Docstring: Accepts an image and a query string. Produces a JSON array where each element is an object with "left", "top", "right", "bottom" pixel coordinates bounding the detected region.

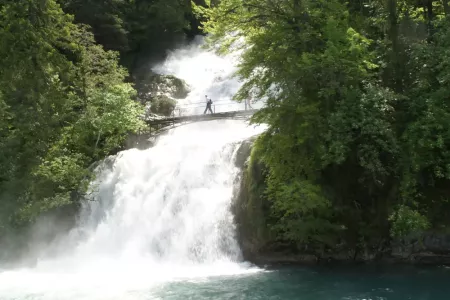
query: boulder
[
  {"left": 134, "top": 72, "right": 190, "bottom": 103},
  {"left": 133, "top": 72, "right": 190, "bottom": 118},
  {"left": 149, "top": 95, "right": 177, "bottom": 117}
]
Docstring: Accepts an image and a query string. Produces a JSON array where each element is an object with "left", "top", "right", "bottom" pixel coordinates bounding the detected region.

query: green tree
[
  {"left": 59, "top": 0, "right": 192, "bottom": 54},
  {"left": 0, "top": 0, "right": 144, "bottom": 228},
  {"left": 205, "top": 0, "right": 450, "bottom": 253},
  {"left": 205, "top": 0, "right": 379, "bottom": 247}
]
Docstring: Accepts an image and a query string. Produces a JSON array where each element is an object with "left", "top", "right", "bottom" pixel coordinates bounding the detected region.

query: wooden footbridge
[
  {"left": 147, "top": 109, "right": 258, "bottom": 127},
  {"left": 145, "top": 101, "right": 259, "bottom": 127}
]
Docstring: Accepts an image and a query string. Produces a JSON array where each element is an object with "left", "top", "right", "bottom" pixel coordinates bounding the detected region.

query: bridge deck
[{"left": 147, "top": 109, "right": 258, "bottom": 126}]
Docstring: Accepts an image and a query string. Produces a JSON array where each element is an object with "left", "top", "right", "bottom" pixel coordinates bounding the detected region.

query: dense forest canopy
[
  {"left": 0, "top": 0, "right": 205, "bottom": 237},
  {"left": 58, "top": 0, "right": 196, "bottom": 68},
  {"left": 204, "top": 0, "right": 450, "bottom": 252},
  {"left": 0, "top": 0, "right": 147, "bottom": 231}
]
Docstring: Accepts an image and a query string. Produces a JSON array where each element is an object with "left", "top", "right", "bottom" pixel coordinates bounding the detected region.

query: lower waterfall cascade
[
  {"left": 0, "top": 120, "right": 266, "bottom": 299},
  {"left": 0, "top": 36, "right": 267, "bottom": 299}
]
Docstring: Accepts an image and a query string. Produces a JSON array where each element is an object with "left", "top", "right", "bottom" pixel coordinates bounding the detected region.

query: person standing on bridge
[
  {"left": 245, "top": 97, "right": 253, "bottom": 110},
  {"left": 245, "top": 90, "right": 254, "bottom": 110},
  {"left": 204, "top": 95, "right": 213, "bottom": 114}
]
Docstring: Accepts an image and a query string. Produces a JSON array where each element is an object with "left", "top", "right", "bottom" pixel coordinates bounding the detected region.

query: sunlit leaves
[
  {"left": 389, "top": 205, "right": 430, "bottom": 238},
  {"left": 268, "top": 178, "right": 339, "bottom": 245},
  {"left": 0, "top": 0, "right": 144, "bottom": 226},
  {"left": 205, "top": 0, "right": 379, "bottom": 245},
  {"left": 205, "top": 0, "right": 450, "bottom": 247}
]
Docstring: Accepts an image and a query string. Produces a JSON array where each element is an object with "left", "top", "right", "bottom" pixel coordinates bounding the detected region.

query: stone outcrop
[
  {"left": 389, "top": 233, "right": 450, "bottom": 264},
  {"left": 149, "top": 95, "right": 177, "bottom": 117},
  {"left": 133, "top": 71, "right": 190, "bottom": 118},
  {"left": 233, "top": 137, "right": 273, "bottom": 263}
]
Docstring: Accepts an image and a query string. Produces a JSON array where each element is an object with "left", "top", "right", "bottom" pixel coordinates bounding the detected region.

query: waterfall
[
  {"left": 0, "top": 37, "right": 266, "bottom": 299},
  {"left": 152, "top": 36, "right": 263, "bottom": 114}
]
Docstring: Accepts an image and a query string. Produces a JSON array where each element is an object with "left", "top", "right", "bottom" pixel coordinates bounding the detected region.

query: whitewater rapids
[
  {"left": 0, "top": 120, "right": 265, "bottom": 300},
  {"left": 0, "top": 36, "right": 267, "bottom": 300}
]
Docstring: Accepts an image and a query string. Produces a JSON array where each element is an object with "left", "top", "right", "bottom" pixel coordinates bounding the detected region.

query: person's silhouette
[{"left": 204, "top": 95, "right": 213, "bottom": 114}]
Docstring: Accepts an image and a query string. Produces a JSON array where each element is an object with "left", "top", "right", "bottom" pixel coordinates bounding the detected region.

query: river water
[
  {"left": 150, "top": 265, "right": 450, "bottom": 300},
  {"left": 2, "top": 263, "right": 449, "bottom": 299},
  {"left": 0, "top": 37, "right": 448, "bottom": 299}
]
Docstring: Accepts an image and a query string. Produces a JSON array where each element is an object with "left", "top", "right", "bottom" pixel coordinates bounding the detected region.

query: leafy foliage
[
  {"left": 389, "top": 205, "right": 430, "bottom": 238},
  {"left": 205, "top": 0, "right": 450, "bottom": 252},
  {"left": 58, "top": 0, "right": 194, "bottom": 54},
  {"left": 0, "top": 0, "right": 144, "bottom": 229}
]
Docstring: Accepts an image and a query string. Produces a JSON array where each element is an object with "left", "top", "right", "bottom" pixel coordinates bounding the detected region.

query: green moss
[
  {"left": 233, "top": 143, "right": 274, "bottom": 256},
  {"left": 245, "top": 148, "right": 270, "bottom": 243},
  {"left": 162, "top": 75, "right": 190, "bottom": 99},
  {"left": 150, "top": 95, "right": 177, "bottom": 116}
]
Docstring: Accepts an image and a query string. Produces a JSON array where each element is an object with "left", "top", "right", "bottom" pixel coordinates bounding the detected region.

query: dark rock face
[
  {"left": 390, "top": 233, "right": 450, "bottom": 264},
  {"left": 423, "top": 233, "right": 450, "bottom": 253},
  {"left": 133, "top": 71, "right": 190, "bottom": 117},
  {"left": 232, "top": 138, "right": 450, "bottom": 266},
  {"left": 233, "top": 137, "right": 272, "bottom": 263},
  {"left": 234, "top": 137, "right": 256, "bottom": 168},
  {"left": 149, "top": 95, "right": 177, "bottom": 117},
  {"left": 135, "top": 72, "right": 190, "bottom": 102}
]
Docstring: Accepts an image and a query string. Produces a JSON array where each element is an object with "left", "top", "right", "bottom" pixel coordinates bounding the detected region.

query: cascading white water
[
  {"left": 152, "top": 36, "right": 263, "bottom": 114},
  {"left": 0, "top": 37, "right": 266, "bottom": 299}
]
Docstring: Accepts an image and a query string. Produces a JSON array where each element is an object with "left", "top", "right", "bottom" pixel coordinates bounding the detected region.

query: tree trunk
[
  {"left": 426, "top": 0, "right": 434, "bottom": 37},
  {"left": 386, "top": 0, "right": 402, "bottom": 92},
  {"left": 443, "top": 0, "right": 450, "bottom": 15},
  {"left": 94, "top": 130, "right": 101, "bottom": 153}
]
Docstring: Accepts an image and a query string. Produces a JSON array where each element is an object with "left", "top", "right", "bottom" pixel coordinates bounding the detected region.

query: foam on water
[
  {"left": 152, "top": 36, "right": 262, "bottom": 114},
  {"left": 0, "top": 37, "right": 266, "bottom": 299}
]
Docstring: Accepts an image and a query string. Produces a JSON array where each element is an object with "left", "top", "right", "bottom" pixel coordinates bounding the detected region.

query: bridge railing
[
  {"left": 145, "top": 100, "right": 258, "bottom": 130},
  {"left": 170, "top": 100, "right": 254, "bottom": 118}
]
